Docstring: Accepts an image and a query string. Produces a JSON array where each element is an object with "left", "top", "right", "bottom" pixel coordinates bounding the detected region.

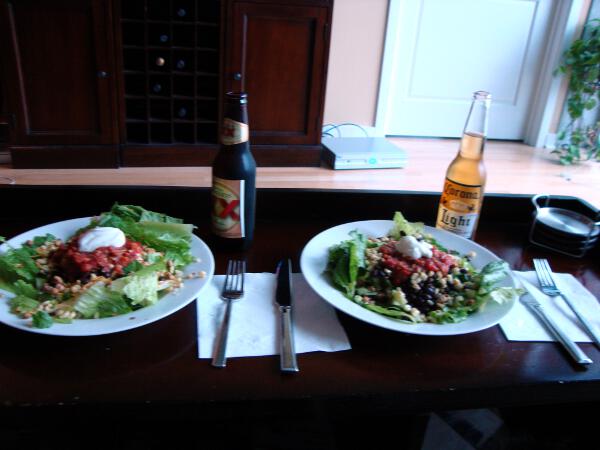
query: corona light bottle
[
  {"left": 211, "top": 92, "right": 256, "bottom": 250},
  {"left": 436, "top": 91, "right": 491, "bottom": 239}
]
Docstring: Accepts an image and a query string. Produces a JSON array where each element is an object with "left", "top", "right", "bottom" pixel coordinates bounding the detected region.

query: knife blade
[
  {"left": 519, "top": 277, "right": 592, "bottom": 366},
  {"left": 276, "top": 258, "right": 299, "bottom": 372}
]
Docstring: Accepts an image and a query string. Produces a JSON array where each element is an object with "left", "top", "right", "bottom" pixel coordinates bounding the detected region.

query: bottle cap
[{"left": 473, "top": 91, "right": 491, "bottom": 100}]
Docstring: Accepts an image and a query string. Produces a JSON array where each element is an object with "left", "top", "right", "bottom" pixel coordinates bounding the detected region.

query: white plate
[
  {"left": 300, "top": 220, "right": 517, "bottom": 335},
  {"left": 0, "top": 217, "right": 215, "bottom": 336}
]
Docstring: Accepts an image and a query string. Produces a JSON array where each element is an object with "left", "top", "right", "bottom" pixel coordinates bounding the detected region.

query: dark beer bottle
[{"left": 210, "top": 92, "right": 256, "bottom": 250}]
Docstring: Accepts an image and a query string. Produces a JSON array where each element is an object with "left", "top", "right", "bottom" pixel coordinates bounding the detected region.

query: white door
[{"left": 377, "top": 0, "right": 556, "bottom": 139}]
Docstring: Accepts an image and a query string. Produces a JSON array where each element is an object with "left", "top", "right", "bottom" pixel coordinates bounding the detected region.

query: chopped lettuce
[
  {"left": 326, "top": 230, "right": 367, "bottom": 298},
  {"left": 94, "top": 206, "right": 195, "bottom": 269},
  {"left": 0, "top": 233, "right": 56, "bottom": 285},
  {"left": 13, "top": 280, "right": 39, "bottom": 298},
  {"left": 0, "top": 246, "right": 41, "bottom": 283},
  {"left": 110, "top": 262, "right": 166, "bottom": 307},
  {"left": 74, "top": 283, "right": 132, "bottom": 319},
  {"left": 107, "top": 204, "right": 184, "bottom": 224},
  {"left": 9, "top": 295, "right": 39, "bottom": 315},
  {"left": 389, "top": 211, "right": 424, "bottom": 239},
  {"left": 32, "top": 311, "right": 53, "bottom": 329}
]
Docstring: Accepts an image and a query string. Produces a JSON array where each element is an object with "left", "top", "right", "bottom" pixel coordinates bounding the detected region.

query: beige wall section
[{"left": 323, "top": 0, "right": 388, "bottom": 127}]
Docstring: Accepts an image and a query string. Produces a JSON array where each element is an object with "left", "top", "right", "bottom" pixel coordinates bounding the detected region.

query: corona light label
[{"left": 436, "top": 179, "right": 483, "bottom": 239}]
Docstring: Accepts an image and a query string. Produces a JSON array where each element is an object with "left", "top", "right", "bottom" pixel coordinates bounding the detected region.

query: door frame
[{"left": 375, "top": 0, "right": 586, "bottom": 147}]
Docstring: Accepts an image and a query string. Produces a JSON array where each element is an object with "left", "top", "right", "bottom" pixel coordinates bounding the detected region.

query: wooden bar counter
[{"left": 1, "top": 138, "right": 599, "bottom": 208}]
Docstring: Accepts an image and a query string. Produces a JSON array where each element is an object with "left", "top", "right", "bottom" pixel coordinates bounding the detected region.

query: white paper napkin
[
  {"left": 499, "top": 271, "right": 600, "bottom": 342},
  {"left": 196, "top": 273, "right": 351, "bottom": 358}
]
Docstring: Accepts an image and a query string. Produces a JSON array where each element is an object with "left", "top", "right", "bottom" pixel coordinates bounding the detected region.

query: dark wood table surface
[{"left": 0, "top": 186, "right": 599, "bottom": 430}]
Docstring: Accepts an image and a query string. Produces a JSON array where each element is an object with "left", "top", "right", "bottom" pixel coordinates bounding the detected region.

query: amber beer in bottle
[
  {"left": 436, "top": 91, "right": 491, "bottom": 239},
  {"left": 211, "top": 92, "right": 256, "bottom": 250}
]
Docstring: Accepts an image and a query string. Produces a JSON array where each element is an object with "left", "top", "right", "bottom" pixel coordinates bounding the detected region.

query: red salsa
[
  {"left": 379, "top": 242, "right": 456, "bottom": 286},
  {"left": 50, "top": 237, "right": 144, "bottom": 281}
]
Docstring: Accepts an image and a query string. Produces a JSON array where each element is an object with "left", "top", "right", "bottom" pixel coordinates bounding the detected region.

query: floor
[{"left": 1, "top": 403, "right": 596, "bottom": 449}]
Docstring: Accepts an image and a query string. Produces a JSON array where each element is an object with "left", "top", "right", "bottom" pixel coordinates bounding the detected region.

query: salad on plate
[
  {"left": 326, "top": 212, "right": 520, "bottom": 324},
  {"left": 0, "top": 204, "right": 204, "bottom": 329}
]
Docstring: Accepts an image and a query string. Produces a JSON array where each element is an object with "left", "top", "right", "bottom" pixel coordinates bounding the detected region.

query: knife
[
  {"left": 520, "top": 277, "right": 592, "bottom": 366},
  {"left": 275, "top": 258, "right": 299, "bottom": 372}
]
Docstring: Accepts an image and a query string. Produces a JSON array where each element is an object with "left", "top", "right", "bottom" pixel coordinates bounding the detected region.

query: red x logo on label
[{"left": 217, "top": 198, "right": 240, "bottom": 220}]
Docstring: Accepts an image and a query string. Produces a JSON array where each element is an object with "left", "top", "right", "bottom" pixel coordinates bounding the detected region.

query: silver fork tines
[
  {"left": 212, "top": 259, "right": 246, "bottom": 368},
  {"left": 533, "top": 258, "right": 600, "bottom": 347},
  {"left": 222, "top": 260, "right": 245, "bottom": 299}
]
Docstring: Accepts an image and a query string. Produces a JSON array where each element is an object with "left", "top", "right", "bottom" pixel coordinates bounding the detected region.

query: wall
[{"left": 322, "top": 0, "right": 388, "bottom": 129}]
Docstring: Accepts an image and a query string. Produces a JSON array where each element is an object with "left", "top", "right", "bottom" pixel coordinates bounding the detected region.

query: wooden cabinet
[
  {"left": 224, "top": 0, "right": 331, "bottom": 165},
  {"left": 0, "top": 0, "right": 333, "bottom": 168},
  {"left": 0, "top": 0, "right": 119, "bottom": 168}
]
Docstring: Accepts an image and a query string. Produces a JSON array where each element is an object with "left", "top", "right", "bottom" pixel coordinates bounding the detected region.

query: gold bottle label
[
  {"left": 436, "top": 179, "right": 483, "bottom": 239},
  {"left": 221, "top": 118, "right": 249, "bottom": 145},
  {"left": 211, "top": 177, "right": 245, "bottom": 238}
]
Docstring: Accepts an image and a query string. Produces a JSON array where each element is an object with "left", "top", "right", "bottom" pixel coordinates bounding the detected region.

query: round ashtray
[
  {"left": 529, "top": 194, "right": 599, "bottom": 257},
  {"left": 534, "top": 217, "right": 599, "bottom": 244},
  {"left": 535, "top": 207, "right": 599, "bottom": 239},
  {"left": 532, "top": 226, "right": 597, "bottom": 253}
]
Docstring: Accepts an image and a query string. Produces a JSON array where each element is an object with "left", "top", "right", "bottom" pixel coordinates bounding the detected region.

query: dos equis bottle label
[
  {"left": 221, "top": 118, "right": 249, "bottom": 146},
  {"left": 436, "top": 179, "right": 483, "bottom": 238},
  {"left": 211, "top": 177, "right": 245, "bottom": 238}
]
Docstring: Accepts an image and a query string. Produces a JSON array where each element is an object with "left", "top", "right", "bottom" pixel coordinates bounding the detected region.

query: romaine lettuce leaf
[
  {"left": 9, "top": 295, "right": 39, "bottom": 315},
  {"left": 326, "top": 230, "right": 367, "bottom": 298},
  {"left": 110, "top": 262, "right": 165, "bottom": 307},
  {"left": 12, "top": 280, "right": 39, "bottom": 298},
  {"left": 32, "top": 311, "right": 53, "bottom": 328},
  {"left": 0, "top": 233, "right": 56, "bottom": 284},
  {"left": 94, "top": 214, "right": 194, "bottom": 268},
  {"left": 108, "top": 204, "right": 184, "bottom": 224},
  {"left": 389, "top": 211, "right": 424, "bottom": 239},
  {"left": 74, "top": 283, "right": 132, "bottom": 319}
]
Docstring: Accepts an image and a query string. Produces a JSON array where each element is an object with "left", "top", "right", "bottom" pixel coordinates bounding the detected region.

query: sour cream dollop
[
  {"left": 78, "top": 227, "right": 126, "bottom": 252},
  {"left": 394, "top": 235, "right": 433, "bottom": 259}
]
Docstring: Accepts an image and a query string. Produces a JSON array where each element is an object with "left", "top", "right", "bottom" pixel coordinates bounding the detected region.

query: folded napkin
[
  {"left": 499, "top": 271, "right": 600, "bottom": 342},
  {"left": 196, "top": 273, "right": 351, "bottom": 359}
]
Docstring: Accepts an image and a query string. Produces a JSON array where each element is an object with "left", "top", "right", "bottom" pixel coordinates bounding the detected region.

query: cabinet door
[
  {"left": 225, "top": 1, "right": 331, "bottom": 146},
  {"left": 0, "top": 0, "right": 117, "bottom": 145}
]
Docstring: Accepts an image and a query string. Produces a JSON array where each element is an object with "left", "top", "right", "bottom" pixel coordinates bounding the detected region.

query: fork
[
  {"left": 212, "top": 259, "right": 246, "bottom": 368},
  {"left": 533, "top": 258, "right": 600, "bottom": 348}
]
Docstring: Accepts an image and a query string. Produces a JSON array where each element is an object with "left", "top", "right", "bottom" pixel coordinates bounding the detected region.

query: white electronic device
[{"left": 321, "top": 137, "right": 407, "bottom": 170}]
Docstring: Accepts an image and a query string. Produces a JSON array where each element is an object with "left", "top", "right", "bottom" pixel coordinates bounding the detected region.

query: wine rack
[{"left": 120, "top": 0, "right": 220, "bottom": 145}]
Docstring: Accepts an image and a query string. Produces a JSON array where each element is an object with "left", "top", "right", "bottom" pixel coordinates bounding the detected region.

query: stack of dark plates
[{"left": 530, "top": 205, "right": 599, "bottom": 257}]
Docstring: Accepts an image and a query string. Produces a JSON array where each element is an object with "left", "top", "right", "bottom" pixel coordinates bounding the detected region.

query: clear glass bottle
[
  {"left": 435, "top": 91, "right": 491, "bottom": 239},
  {"left": 210, "top": 92, "right": 256, "bottom": 250}
]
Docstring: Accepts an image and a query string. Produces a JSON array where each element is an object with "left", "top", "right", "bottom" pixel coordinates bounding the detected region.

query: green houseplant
[{"left": 555, "top": 18, "right": 600, "bottom": 165}]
